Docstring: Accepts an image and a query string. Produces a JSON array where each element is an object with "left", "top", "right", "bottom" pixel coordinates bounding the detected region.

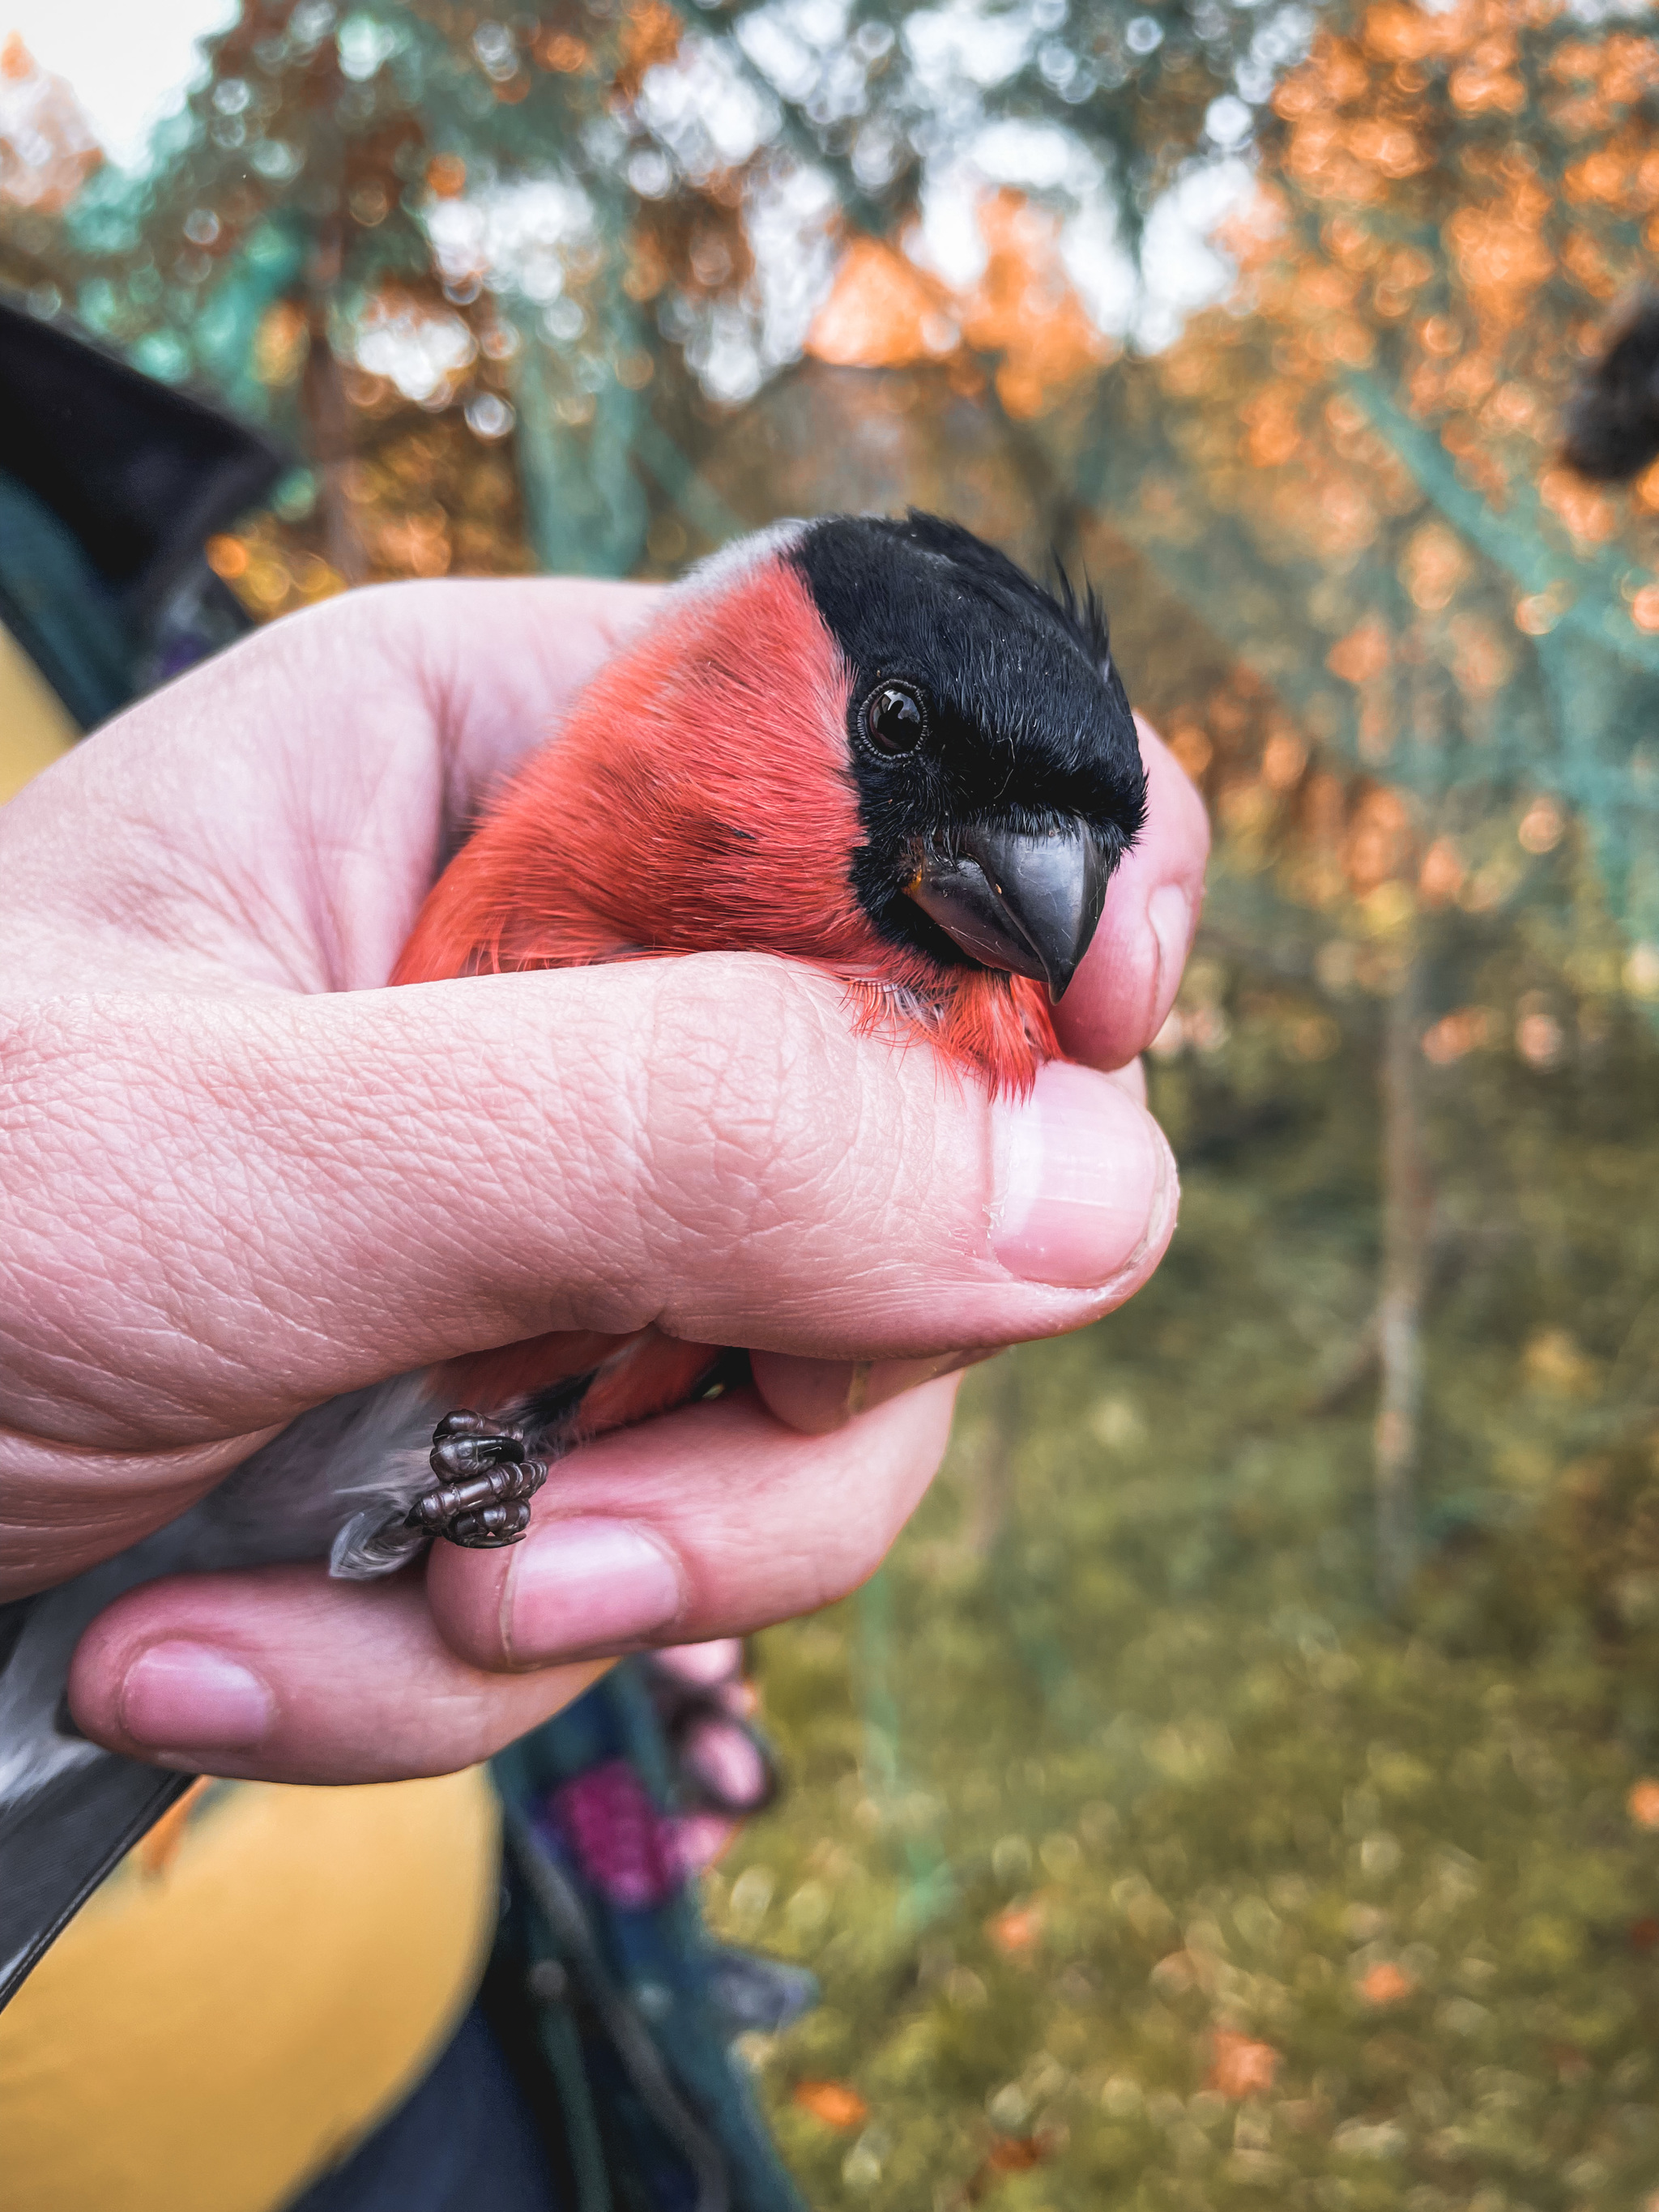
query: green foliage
[{"left": 711, "top": 890, "right": 1659, "bottom": 2208}]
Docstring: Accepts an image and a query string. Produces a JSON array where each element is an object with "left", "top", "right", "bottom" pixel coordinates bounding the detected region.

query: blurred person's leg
[{"left": 284, "top": 2006, "right": 559, "bottom": 2212}]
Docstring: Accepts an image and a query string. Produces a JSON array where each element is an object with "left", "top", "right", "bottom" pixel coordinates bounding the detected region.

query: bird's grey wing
[
  {"left": 0, "top": 1374, "right": 439, "bottom": 2012},
  {"left": 0, "top": 1596, "right": 193, "bottom": 2006},
  {"left": 196, "top": 1371, "right": 441, "bottom": 1582},
  {"left": 0, "top": 1534, "right": 208, "bottom": 2010},
  {"left": 1, "top": 1759, "right": 194, "bottom": 2005}
]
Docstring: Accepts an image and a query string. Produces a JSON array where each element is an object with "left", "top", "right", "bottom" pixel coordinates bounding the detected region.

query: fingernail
[
  {"left": 846, "top": 1354, "right": 957, "bottom": 1419},
  {"left": 506, "top": 1519, "right": 684, "bottom": 1664},
  {"left": 753, "top": 1350, "right": 992, "bottom": 1435},
  {"left": 859, "top": 1349, "right": 996, "bottom": 1413},
  {"left": 1147, "top": 883, "right": 1192, "bottom": 1012},
  {"left": 992, "top": 1060, "right": 1174, "bottom": 1288},
  {"left": 119, "top": 1643, "right": 275, "bottom": 1752},
  {"left": 680, "top": 1715, "right": 771, "bottom": 1809},
  {"left": 652, "top": 1639, "right": 744, "bottom": 1688}
]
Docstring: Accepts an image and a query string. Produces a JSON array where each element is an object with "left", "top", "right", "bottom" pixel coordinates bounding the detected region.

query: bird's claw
[{"left": 406, "top": 1410, "right": 548, "bottom": 1549}]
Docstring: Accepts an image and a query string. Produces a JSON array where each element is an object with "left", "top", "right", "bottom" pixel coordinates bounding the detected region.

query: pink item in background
[{"left": 549, "top": 1760, "right": 683, "bottom": 1910}]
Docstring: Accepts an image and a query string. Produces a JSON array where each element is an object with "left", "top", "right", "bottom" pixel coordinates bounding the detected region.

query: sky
[
  {"left": 5, "top": 0, "right": 235, "bottom": 168},
  {"left": 2, "top": 0, "right": 1240, "bottom": 359}
]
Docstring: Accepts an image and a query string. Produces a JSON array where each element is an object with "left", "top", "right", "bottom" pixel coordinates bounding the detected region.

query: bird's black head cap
[{"left": 790, "top": 510, "right": 1146, "bottom": 997}]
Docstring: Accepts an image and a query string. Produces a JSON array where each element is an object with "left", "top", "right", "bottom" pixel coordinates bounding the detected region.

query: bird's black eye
[{"left": 864, "top": 681, "right": 928, "bottom": 756}]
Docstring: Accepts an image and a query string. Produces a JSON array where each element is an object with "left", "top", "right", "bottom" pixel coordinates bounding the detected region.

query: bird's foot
[{"left": 405, "top": 1411, "right": 548, "bottom": 1549}]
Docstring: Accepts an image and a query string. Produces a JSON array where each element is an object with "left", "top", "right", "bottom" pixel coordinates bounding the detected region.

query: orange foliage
[
  {"left": 205, "top": 535, "right": 249, "bottom": 581},
  {"left": 963, "top": 2131, "right": 1054, "bottom": 2204},
  {"left": 1401, "top": 522, "right": 1469, "bottom": 612},
  {"left": 983, "top": 2133, "right": 1047, "bottom": 2172},
  {"left": 1148, "top": 0, "right": 1659, "bottom": 893},
  {"left": 1206, "top": 2029, "right": 1282, "bottom": 2099},
  {"left": 1444, "top": 195, "right": 1555, "bottom": 325},
  {"left": 808, "top": 190, "right": 1111, "bottom": 416},
  {"left": 1206, "top": 0, "right": 1659, "bottom": 500},
  {"left": 958, "top": 191, "right": 1115, "bottom": 417},
  {"left": 1262, "top": 731, "right": 1307, "bottom": 789},
  {"left": 1448, "top": 32, "right": 1525, "bottom": 118},
  {"left": 1539, "top": 466, "right": 1618, "bottom": 544},
  {"left": 807, "top": 237, "right": 957, "bottom": 369},
  {"left": 791, "top": 2079, "right": 869, "bottom": 2129},
  {"left": 1423, "top": 1004, "right": 1497, "bottom": 1063},
  {"left": 1446, "top": 612, "right": 1510, "bottom": 697},
  {"left": 1328, "top": 620, "right": 1390, "bottom": 686},
  {"left": 1419, "top": 837, "right": 1466, "bottom": 905},
  {"left": 254, "top": 298, "right": 309, "bottom": 387},
  {"left": 1358, "top": 1958, "right": 1417, "bottom": 2005},
  {"left": 985, "top": 1899, "right": 1046, "bottom": 1955},
  {"left": 1243, "top": 385, "right": 1303, "bottom": 468},
  {"left": 615, "top": 0, "right": 682, "bottom": 100},
  {"left": 1346, "top": 787, "right": 1417, "bottom": 893},
  {"left": 536, "top": 30, "right": 591, "bottom": 72},
  {"left": 0, "top": 34, "right": 100, "bottom": 214},
  {"left": 377, "top": 507, "right": 452, "bottom": 578},
  {"left": 1360, "top": 2, "right": 1445, "bottom": 65}
]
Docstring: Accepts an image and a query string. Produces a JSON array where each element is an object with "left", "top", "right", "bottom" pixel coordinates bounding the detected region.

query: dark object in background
[
  {"left": 0, "top": 295, "right": 286, "bottom": 2013},
  {"left": 0, "top": 299, "right": 470, "bottom": 2142},
  {"left": 284, "top": 2008, "right": 561, "bottom": 2212},
  {"left": 0, "top": 294, "right": 281, "bottom": 723},
  {"left": 1562, "top": 290, "right": 1659, "bottom": 484}
]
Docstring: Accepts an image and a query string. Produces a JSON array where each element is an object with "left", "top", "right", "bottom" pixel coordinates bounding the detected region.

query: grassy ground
[{"left": 704, "top": 898, "right": 1659, "bottom": 2211}]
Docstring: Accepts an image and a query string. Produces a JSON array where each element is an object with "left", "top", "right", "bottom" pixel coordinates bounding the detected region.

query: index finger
[
  {"left": 1055, "top": 718, "right": 1209, "bottom": 1072},
  {"left": 395, "top": 577, "right": 664, "bottom": 820}
]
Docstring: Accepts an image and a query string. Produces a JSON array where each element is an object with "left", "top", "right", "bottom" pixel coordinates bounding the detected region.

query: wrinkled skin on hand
[{"left": 0, "top": 580, "right": 1209, "bottom": 1784}]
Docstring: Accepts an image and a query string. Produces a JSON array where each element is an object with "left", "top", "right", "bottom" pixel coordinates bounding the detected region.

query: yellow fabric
[
  {"left": 0, "top": 1769, "right": 501, "bottom": 2212},
  {"left": 0, "top": 622, "right": 77, "bottom": 802},
  {"left": 0, "top": 638, "right": 502, "bottom": 2210}
]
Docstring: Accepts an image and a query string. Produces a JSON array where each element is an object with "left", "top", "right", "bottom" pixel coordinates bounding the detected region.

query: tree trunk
[
  {"left": 303, "top": 262, "right": 367, "bottom": 588},
  {"left": 1375, "top": 941, "right": 1431, "bottom": 1610},
  {"left": 960, "top": 1349, "right": 1019, "bottom": 1562},
  {"left": 985, "top": 377, "right": 1086, "bottom": 573}
]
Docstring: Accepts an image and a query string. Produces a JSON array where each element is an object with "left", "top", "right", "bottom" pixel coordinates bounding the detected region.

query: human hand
[{"left": 0, "top": 580, "right": 1207, "bottom": 1782}]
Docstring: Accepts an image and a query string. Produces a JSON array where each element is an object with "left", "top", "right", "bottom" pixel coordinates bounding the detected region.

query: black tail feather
[{"left": 0, "top": 1754, "right": 194, "bottom": 2010}]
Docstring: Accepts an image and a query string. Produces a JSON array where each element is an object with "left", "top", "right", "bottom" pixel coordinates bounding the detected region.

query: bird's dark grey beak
[{"left": 904, "top": 819, "right": 1114, "bottom": 1002}]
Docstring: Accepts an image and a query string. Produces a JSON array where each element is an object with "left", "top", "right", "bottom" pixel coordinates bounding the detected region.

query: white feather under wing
[{"left": 0, "top": 1368, "right": 457, "bottom": 2009}]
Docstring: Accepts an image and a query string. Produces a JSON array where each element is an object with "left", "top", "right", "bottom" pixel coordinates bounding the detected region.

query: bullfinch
[{"left": 0, "top": 510, "right": 1146, "bottom": 2004}]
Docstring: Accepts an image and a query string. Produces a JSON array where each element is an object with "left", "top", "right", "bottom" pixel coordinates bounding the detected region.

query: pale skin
[{"left": 0, "top": 578, "right": 1209, "bottom": 1786}]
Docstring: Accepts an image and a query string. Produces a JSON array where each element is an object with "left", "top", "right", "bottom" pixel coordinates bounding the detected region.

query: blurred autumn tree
[
  {"left": 1043, "top": 0, "right": 1659, "bottom": 1605},
  {"left": 0, "top": 0, "right": 1283, "bottom": 618},
  {"left": 774, "top": 0, "right": 1659, "bottom": 1606},
  {"left": 0, "top": 34, "right": 100, "bottom": 221}
]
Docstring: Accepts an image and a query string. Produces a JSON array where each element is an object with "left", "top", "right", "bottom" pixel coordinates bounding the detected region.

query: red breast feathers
[{"left": 393, "top": 549, "right": 1060, "bottom": 1092}]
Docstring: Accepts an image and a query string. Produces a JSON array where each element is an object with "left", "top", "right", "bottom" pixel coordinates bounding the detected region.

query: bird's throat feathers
[{"left": 393, "top": 545, "right": 1062, "bottom": 1093}]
